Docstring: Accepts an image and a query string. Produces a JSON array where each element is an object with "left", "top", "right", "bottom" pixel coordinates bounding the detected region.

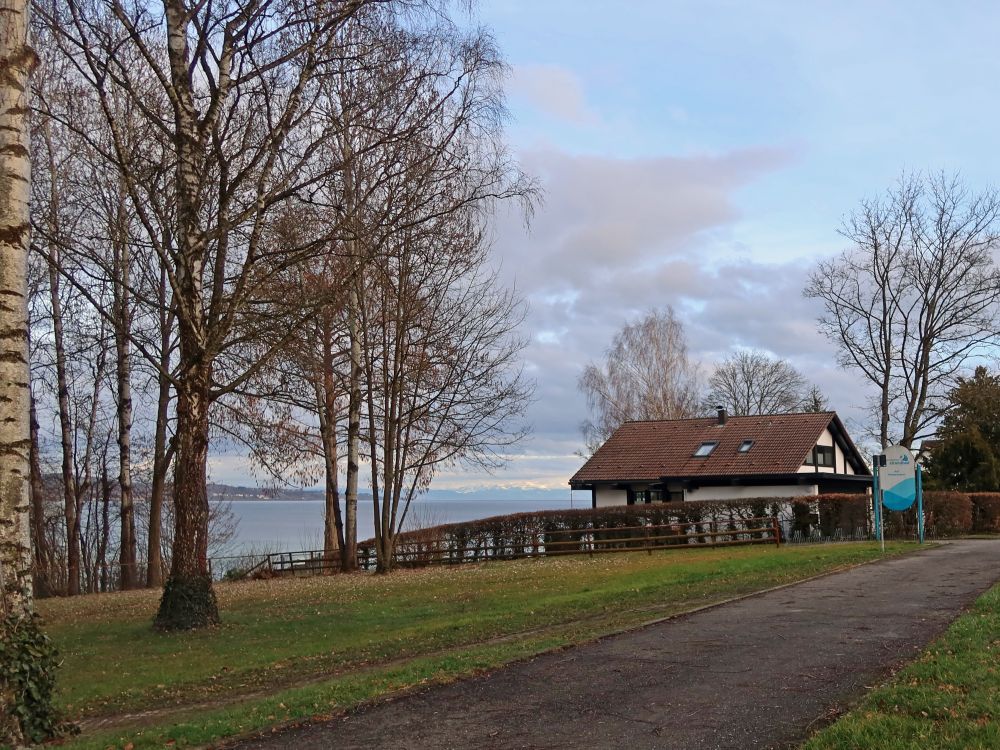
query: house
[{"left": 570, "top": 409, "right": 872, "bottom": 507}]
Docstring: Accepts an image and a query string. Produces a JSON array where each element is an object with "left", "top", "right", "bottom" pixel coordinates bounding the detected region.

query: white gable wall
[{"left": 797, "top": 427, "right": 856, "bottom": 475}]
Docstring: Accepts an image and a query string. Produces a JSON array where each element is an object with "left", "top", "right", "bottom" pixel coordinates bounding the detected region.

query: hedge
[
  {"left": 970, "top": 493, "right": 1000, "bottom": 533},
  {"left": 356, "top": 489, "right": 1000, "bottom": 569},
  {"left": 792, "top": 493, "right": 871, "bottom": 537},
  {"left": 880, "top": 490, "right": 975, "bottom": 538},
  {"left": 357, "top": 494, "right": 874, "bottom": 569}
]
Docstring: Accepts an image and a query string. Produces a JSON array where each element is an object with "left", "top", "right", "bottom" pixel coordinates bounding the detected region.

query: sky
[{"left": 213, "top": 1, "right": 1000, "bottom": 491}]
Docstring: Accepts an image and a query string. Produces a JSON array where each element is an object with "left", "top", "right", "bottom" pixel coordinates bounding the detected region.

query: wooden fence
[{"left": 242, "top": 516, "right": 781, "bottom": 578}]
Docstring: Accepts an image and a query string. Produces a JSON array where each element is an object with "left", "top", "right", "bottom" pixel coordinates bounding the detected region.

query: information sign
[{"left": 880, "top": 445, "right": 916, "bottom": 511}]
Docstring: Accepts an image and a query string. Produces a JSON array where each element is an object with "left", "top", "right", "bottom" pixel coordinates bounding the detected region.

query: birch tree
[
  {"left": 579, "top": 306, "right": 702, "bottom": 455},
  {"left": 0, "top": 0, "right": 35, "bottom": 622},
  {"left": 1, "top": 0, "right": 61, "bottom": 742}
]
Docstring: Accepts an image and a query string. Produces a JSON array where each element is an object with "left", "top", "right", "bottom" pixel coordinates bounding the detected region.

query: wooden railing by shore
[{"left": 241, "top": 516, "right": 781, "bottom": 578}]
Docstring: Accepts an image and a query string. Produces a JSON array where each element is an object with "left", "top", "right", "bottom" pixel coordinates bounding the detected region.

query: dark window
[
  {"left": 631, "top": 489, "right": 665, "bottom": 505},
  {"left": 694, "top": 441, "right": 717, "bottom": 457},
  {"left": 804, "top": 445, "right": 836, "bottom": 467},
  {"left": 738, "top": 440, "right": 754, "bottom": 453}
]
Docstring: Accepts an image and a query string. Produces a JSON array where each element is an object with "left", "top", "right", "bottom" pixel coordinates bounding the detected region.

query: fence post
[{"left": 772, "top": 516, "right": 781, "bottom": 547}]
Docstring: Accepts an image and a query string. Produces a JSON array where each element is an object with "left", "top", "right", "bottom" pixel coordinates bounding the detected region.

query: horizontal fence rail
[
  {"left": 236, "top": 516, "right": 781, "bottom": 579},
  {"left": 355, "top": 516, "right": 781, "bottom": 572}
]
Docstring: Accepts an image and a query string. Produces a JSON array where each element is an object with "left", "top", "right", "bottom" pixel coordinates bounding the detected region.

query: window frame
[
  {"left": 738, "top": 440, "right": 754, "bottom": 453},
  {"left": 804, "top": 445, "right": 836, "bottom": 467},
  {"left": 693, "top": 441, "right": 718, "bottom": 457}
]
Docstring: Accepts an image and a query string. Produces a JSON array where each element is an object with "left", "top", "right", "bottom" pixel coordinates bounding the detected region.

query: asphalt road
[{"left": 228, "top": 540, "right": 1000, "bottom": 750}]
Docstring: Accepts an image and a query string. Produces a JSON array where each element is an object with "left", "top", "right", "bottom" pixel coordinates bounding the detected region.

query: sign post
[
  {"left": 873, "top": 445, "right": 920, "bottom": 548},
  {"left": 872, "top": 455, "right": 883, "bottom": 552},
  {"left": 916, "top": 464, "right": 924, "bottom": 544}
]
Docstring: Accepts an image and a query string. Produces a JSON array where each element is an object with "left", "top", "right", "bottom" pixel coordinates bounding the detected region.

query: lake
[{"left": 214, "top": 497, "right": 578, "bottom": 555}]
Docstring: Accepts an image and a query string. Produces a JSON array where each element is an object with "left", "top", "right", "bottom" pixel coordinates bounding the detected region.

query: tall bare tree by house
[
  {"left": 579, "top": 306, "right": 702, "bottom": 455},
  {"left": 705, "top": 349, "right": 811, "bottom": 416},
  {"left": 805, "top": 173, "right": 1000, "bottom": 448}
]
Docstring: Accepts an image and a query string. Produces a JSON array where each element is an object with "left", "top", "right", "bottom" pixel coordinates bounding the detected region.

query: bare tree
[
  {"left": 806, "top": 173, "right": 1000, "bottom": 448},
  {"left": 705, "top": 350, "right": 809, "bottom": 416},
  {"left": 360, "top": 252, "right": 533, "bottom": 572},
  {"left": 33, "top": 106, "right": 85, "bottom": 594},
  {"left": 579, "top": 307, "right": 702, "bottom": 454},
  {"left": 801, "top": 384, "right": 829, "bottom": 413},
  {"left": 37, "top": 0, "right": 382, "bottom": 628}
]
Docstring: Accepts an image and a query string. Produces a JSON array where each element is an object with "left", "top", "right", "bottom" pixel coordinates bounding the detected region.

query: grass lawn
[
  {"left": 34, "top": 542, "right": 914, "bottom": 750},
  {"left": 803, "top": 580, "right": 1000, "bottom": 750}
]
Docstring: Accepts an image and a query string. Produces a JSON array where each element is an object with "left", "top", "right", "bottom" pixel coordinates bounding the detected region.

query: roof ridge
[{"left": 622, "top": 411, "right": 834, "bottom": 425}]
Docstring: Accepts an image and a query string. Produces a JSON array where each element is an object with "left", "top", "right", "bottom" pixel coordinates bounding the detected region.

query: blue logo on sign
[{"left": 883, "top": 477, "right": 916, "bottom": 510}]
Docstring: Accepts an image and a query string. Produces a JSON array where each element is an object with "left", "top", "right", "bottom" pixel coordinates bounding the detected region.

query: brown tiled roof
[{"left": 571, "top": 411, "right": 869, "bottom": 484}]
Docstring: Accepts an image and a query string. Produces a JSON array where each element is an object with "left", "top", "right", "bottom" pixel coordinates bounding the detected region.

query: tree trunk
[
  {"left": 98, "top": 460, "right": 111, "bottom": 592},
  {"left": 154, "top": 357, "right": 218, "bottom": 629},
  {"left": 342, "top": 142, "right": 360, "bottom": 573},
  {"left": 344, "top": 290, "right": 361, "bottom": 573},
  {"left": 318, "top": 323, "right": 345, "bottom": 568},
  {"left": 114, "top": 225, "right": 137, "bottom": 589},
  {"left": 146, "top": 266, "right": 173, "bottom": 588},
  {"left": 147, "top": 374, "right": 172, "bottom": 588},
  {"left": 28, "top": 392, "right": 50, "bottom": 595},
  {"left": 1, "top": 0, "right": 37, "bottom": 741}
]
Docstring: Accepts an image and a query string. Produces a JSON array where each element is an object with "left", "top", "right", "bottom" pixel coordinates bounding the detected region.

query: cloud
[
  {"left": 464, "top": 144, "right": 878, "bottom": 489},
  {"left": 496, "top": 146, "right": 794, "bottom": 291},
  {"left": 508, "top": 64, "right": 599, "bottom": 124}
]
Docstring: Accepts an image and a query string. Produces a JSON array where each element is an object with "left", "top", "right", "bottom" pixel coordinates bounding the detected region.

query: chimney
[{"left": 716, "top": 406, "right": 727, "bottom": 425}]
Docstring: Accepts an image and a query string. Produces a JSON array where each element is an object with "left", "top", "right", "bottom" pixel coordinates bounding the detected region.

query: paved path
[{"left": 230, "top": 540, "right": 1000, "bottom": 750}]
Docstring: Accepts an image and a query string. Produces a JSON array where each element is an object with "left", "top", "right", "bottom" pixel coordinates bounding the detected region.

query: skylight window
[
  {"left": 694, "top": 441, "right": 717, "bottom": 457},
  {"left": 738, "top": 440, "right": 754, "bottom": 453}
]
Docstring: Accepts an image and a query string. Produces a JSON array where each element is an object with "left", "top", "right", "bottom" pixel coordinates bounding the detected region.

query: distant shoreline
[{"left": 207, "top": 482, "right": 576, "bottom": 504}]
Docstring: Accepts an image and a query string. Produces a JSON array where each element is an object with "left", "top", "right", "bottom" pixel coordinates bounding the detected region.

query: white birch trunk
[
  {"left": 1, "top": 0, "right": 36, "bottom": 741},
  {"left": 0, "top": 0, "right": 35, "bottom": 616}
]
